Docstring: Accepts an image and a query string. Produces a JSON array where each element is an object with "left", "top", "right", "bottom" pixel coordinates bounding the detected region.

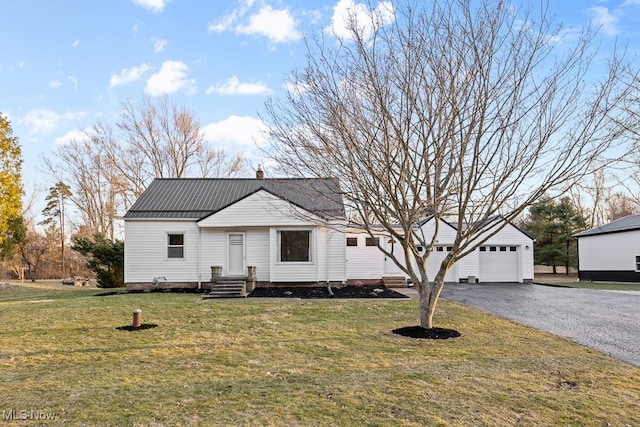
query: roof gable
[
  {"left": 574, "top": 214, "right": 640, "bottom": 238},
  {"left": 124, "top": 178, "right": 345, "bottom": 220}
]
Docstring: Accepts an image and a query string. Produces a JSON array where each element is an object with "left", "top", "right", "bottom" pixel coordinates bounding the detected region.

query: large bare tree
[
  {"left": 45, "top": 96, "right": 245, "bottom": 238},
  {"left": 264, "top": 0, "right": 636, "bottom": 328}
]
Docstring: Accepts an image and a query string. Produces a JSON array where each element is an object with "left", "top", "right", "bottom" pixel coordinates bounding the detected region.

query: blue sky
[{"left": 1, "top": 0, "right": 640, "bottom": 220}]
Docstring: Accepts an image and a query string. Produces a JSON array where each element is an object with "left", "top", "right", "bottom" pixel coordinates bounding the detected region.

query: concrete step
[
  {"left": 203, "top": 281, "right": 247, "bottom": 299},
  {"left": 382, "top": 276, "right": 407, "bottom": 287}
]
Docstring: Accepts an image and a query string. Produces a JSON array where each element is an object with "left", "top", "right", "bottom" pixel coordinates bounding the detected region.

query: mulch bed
[
  {"left": 116, "top": 324, "right": 158, "bottom": 332},
  {"left": 248, "top": 285, "right": 408, "bottom": 299},
  {"left": 392, "top": 326, "right": 461, "bottom": 340}
]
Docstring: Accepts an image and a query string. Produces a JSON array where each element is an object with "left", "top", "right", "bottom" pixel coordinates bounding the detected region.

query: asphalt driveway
[{"left": 439, "top": 283, "right": 640, "bottom": 367}]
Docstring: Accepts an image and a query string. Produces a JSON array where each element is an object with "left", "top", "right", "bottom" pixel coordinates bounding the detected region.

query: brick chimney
[{"left": 256, "top": 164, "right": 264, "bottom": 179}]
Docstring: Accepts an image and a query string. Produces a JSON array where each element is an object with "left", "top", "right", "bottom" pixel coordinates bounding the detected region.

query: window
[
  {"left": 510, "top": 246, "right": 517, "bottom": 252},
  {"left": 346, "top": 237, "right": 358, "bottom": 247},
  {"left": 365, "top": 237, "right": 379, "bottom": 247},
  {"left": 167, "top": 234, "right": 184, "bottom": 259},
  {"left": 279, "top": 230, "right": 311, "bottom": 262},
  {"left": 489, "top": 246, "right": 497, "bottom": 252},
  {"left": 436, "top": 246, "right": 444, "bottom": 252},
  {"left": 446, "top": 247, "right": 452, "bottom": 252},
  {"left": 636, "top": 256, "right": 640, "bottom": 271},
  {"left": 416, "top": 246, "right": 424, "bottom": 252},
  {"left": 500, "top": 246, "right": 507, "bottom": 252},
  {"left": 479, "top": 246, "right": 486, "bottom": 252}
]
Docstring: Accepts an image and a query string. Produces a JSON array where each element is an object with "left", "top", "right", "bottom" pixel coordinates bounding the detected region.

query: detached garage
[
  {"left": 346, "top": 216, "right": 534, "bottom": 283},
  {"left": 575, "top": 215, "right": 640, "bottom": 282}
]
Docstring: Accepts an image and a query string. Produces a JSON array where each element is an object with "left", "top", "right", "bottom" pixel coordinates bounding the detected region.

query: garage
[
  {"left": 479, "top": 245, "right": 520, "bottom": 282},
  {"left": 427, "top": 246, "right": 457, "bottom": 282}
]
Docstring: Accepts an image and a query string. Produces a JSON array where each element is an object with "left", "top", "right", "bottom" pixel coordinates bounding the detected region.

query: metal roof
[
  {"left": 124, "top": 178, "right": 345, "bottom": 220},
  {"left": 573, "top": 214, "right": 640, "bottom": 238}
]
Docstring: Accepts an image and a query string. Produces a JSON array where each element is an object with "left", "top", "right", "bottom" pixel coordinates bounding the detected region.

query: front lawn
[
  {"left": 534, "top": 275, "right": 640, "bottom": 291},
  {"left": 0, "top": 284, "right": 638, "bottom": 426}
]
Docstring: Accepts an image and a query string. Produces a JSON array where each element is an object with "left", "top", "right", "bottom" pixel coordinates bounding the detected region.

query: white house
[
  {"left": 574, "top": 214, "right": 640, "bottom": 282},
  {"left": 124, "top": 175, "right": 347, "bottom": 290},
  {"left": 346, "top": 216, "right": 534, "bottom": 284}
]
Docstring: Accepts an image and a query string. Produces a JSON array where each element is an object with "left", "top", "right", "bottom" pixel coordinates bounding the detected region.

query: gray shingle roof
[
  {"left": 124, "top": 178, "right": 345, "bottom": 220},
  {"left": 573, "top": 214, "right": 640, "bottom": 237}
]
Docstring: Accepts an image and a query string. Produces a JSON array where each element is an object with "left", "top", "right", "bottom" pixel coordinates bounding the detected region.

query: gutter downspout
[{"left": 197, "top": 226, "right": 202, "bottom": 290}]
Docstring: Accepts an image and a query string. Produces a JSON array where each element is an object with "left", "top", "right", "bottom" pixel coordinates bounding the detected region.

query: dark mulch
[
  {"left": 248, "top": 285, "right": 408, "bottom": 299},
  {"left": 392, "top": 326, "right": 461, "bottom": 340},
  {"left": 116, "top": 324, "right": 158, "bottom": 332}
]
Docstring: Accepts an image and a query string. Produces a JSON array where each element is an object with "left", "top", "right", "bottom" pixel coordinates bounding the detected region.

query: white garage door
[{"left": 479, "top": 245, "right": 520, "bottom": 282}]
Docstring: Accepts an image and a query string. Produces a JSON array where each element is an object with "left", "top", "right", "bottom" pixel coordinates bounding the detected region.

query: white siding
[
  {"left": 578, "top": 230, "right": 640, "bottom": 271},
  {"left": 346, "top": 233, "right": 386, "bottom": 279},
  {"left": 326, "top": 223, "right": 347, "bottom": 282},
  {"left": 345, "top": 218, "right": 533, "bottom": 283},
  {"left": 269, "top": 227, "right": 319, "bottom": 282},
  {"left": 198, "top": 190, "right": 322, "bottom": 228},
  {"left": 124, "top": 220, "right": 200, "bottom": 283},
  {"left": 199, "top": 228, "right": 271, "bottom": 281}
]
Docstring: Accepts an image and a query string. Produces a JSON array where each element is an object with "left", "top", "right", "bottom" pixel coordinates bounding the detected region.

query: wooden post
[{"left": 132, "top": 309, "right": 142, "bottom": 328}]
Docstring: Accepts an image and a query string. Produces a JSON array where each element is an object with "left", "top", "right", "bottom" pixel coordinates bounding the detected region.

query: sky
[{"left": 1, "top": 0, "right": 640, "bottom": 222}]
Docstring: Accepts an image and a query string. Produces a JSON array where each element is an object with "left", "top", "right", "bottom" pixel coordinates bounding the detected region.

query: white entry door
[{"left": 227, "top": 233, "right": 245, "bottom": 276}]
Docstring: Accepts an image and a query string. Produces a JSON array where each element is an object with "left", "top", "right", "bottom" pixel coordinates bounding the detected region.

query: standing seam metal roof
[
  {"left": 573, "top": 214, "right": 640, "bottom": 237},
  {"left": 123, "top": 178, "right": 345, "bottom": 220}
]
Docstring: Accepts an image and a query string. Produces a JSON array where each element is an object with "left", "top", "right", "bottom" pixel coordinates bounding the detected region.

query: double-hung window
[{"left": 167, "top": 234, "right": 184, "bottom": 259}]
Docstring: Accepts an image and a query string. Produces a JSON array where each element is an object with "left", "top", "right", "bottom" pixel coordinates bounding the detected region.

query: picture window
[{"left": 279, "top": 230, "right": 311, "bottom": 262}]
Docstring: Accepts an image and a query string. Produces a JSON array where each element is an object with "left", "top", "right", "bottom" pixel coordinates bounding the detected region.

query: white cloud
[
  {"left": 208, "top": 0, "right": 255, "bottom": 33},
  {"left": 49, "top": 80, "right": 62, "bottom": 89},
  {"left": 209, "top": 1, "right": 301, "bottom": 44},
  {"left": 54, "top": 128, "right": 87, "bottom": 146},
  {"left": 131, "top": 0, "right": 167, "bottom": 13},
  {"left": 589, "top": 6, "right": 619, "bottom": 35},
  {"left": 201, "top": 115, "right": 268, "bottom": 153},
  {"left": 151, "top": 38, "right": 167, "bottom": 52},
  {"left": 21, "top": 109, "right": 86, "bottom": 136},
  {"left": 206, "top": 76, "right": 272, "bottom": 96},
  {"left": 144, "top": 60, "right": 196, "bottom": 96},
  {"left": 326, "top": 0, "right": 395, "bottom": 41},
  {"left": 110, "top": 63, "right": 152, "bottom": 88},
  {"left": 236, "top": 5, "right": 302, "bottom": 43},
  {"left": 17, "top": 61, "right": 25, "bottom": 68},
  {"left": 72, "top": 40, "right": 80, "bottom": 48},
  {"left": 283, "top": 80, "right": 310, "bottom": 97},
  {"left": 68, "top": 75, "right": 78, "bottom": 90}
]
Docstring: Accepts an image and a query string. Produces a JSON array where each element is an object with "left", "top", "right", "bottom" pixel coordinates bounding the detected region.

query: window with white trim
[
  {"left": 167, "top": 234, "right": 184, "bottom": 259},
  {"left": 346, "top": 237, "right": 358, "bottom": 247},
  {"left": 278, "top": 230, "right": 311, "bottom": 262},
  {"left": 635, "top": 256, "right": 640, "bottom": 271}
]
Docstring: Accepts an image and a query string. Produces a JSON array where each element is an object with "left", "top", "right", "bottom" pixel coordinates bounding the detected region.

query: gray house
[
  {"left": 575, "top": 215, "right": 640, "bottom": 282},
  {"left": 123, "top": 175, "right": 346, "bottom": 291}
]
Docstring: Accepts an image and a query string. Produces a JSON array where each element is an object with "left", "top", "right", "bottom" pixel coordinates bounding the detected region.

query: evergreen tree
[
  {"left": 40, "top": 182, "right": 72, "bottom": 276},
  {"left": 71, "top": 234, "right": 124, "bottom": 288},
  {"left": 522, "top": 197, "right": 587, "bottom": 274},
  {"left": 0, "top": 113, "right": 23, "bottom": 246}
]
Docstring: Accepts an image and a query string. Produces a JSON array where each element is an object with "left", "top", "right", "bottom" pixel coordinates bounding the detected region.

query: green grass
[
  {"left": 534, "top": 275, "right": 640, "bottom": 291},
  {"left": 1, "top": 283, "right": 639, "bottom": 426}
]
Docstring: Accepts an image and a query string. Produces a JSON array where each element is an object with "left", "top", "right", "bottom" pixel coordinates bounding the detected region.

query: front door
[{"left": 227, "top": 233, "right": 245, "bottom": 276}]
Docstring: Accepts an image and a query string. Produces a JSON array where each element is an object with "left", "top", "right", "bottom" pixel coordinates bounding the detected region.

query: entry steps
[
  {"left": 203, "top": 280, "right": 247, "bottom": 299},
  {"left": 382, "top": 276, "right": 407, "bottom": 288}
]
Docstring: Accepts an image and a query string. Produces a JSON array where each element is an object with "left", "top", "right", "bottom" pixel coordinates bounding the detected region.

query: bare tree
[
  {"left": 45, "top": 96, "right": 246, "bottom": 238},
  {"left": 111, "top": 96, "right": 245, "bottom": 198},
  {"left": 264, "top": 0, "right": 636, "bottom": 328}
]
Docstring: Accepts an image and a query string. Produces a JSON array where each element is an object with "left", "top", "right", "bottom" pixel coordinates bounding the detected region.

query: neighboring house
[
  {"left": 574, "top": 215, "right": 640, "bottom": 282},
  {"left": 347, "top": 216, "right": 534, "bottom": 283},
  {"left": 124, "top": 174, "right": 346, "bottom": 290}
]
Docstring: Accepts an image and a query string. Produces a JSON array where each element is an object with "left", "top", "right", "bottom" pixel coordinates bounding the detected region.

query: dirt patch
[
  {"left": 392, "top": 326, "right": 461, "bottom": 340},
  {"left": 248, "top": 285, "right": 408, "bottom": 299}
]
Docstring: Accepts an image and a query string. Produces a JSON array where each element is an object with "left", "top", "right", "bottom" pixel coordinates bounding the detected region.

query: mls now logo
[{"left": 3, "top": 409, "right": 56, "bottom": 421}]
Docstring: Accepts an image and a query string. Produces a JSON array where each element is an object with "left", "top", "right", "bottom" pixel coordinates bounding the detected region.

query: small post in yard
[{"left": 132, "top": 309, "right": 142, "bottom": 328}]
